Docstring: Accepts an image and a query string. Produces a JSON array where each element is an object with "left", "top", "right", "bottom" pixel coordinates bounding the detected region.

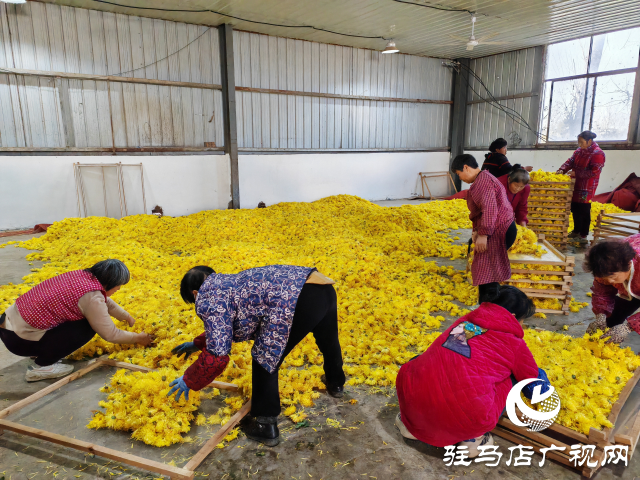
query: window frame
[{"left": 538, "top": 32, "right": 640, "bottom": 146}]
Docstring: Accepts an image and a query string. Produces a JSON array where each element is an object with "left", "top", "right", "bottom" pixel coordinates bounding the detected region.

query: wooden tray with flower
[
  {"left": 492, "top": 330, "right": 640, "bottom": 477},
  {"left": 0, "top": 356, "right": 250, "bottom": 480},
  {"left": 527, "top": 179, "right": 575, "bottom": 248},
  {"left": 505, "top": 234, "right": 575, "bottom": 315}
]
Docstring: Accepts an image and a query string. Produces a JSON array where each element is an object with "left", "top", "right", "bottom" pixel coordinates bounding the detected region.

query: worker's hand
[
  {"left": 125, "top": 313, "right": 135, "bottom": 327},
  {"left": 474, "top": 235, "right": 488, "bottom": 253},
  {"left": 601, "top": 321, "right": 631, "bottom": 345},
  {"left": 519, "top": 221, "right": 527, "bottom": 228},
  {"left": 472, "top": 231, "right": 478, "bottom": 243},
  {"left": 555, "top": 170, "right": 564, "bottom": 175},
  {"left": 586, "top": 314, "right": 607, "bottom": 335},
  {"left": 525, "top": 166, "right": 533, "bottom": 172},
  {"left": 136, "top": 332, "right": 155, "bottom": 347},
  {"left": 167, "top": 376, "right": 190, "bottom": 402},
  {"left": 171, "top": 341, "right": 199, "bottom": 360},
  {"left": 568, "top": 171, "right": 576, "bottom": 178}
]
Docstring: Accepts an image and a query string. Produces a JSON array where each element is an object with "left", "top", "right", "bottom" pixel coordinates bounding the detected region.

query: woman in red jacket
[
  {"left": 395, "top": 286, "right": 550, "bottom": 457},
  {"left": 556, "top": 130, "right": 606, "bottom": 244},
  {"left": 498, "top": 165, "right": 531, "bottom": 227},
  {"left": 585, "top": 234, "right": 640, "bottom": 344}
]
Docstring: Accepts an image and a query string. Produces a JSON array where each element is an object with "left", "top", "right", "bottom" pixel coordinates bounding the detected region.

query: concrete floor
[{"left": 1, "top": 214, "right": 640, "bottom": 480}]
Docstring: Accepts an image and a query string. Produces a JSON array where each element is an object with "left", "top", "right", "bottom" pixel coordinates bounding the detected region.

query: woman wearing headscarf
[
  {"left": 556, "top": 130, "right": 606, "bottom": 244},
  {"left": 584, "top": 234, "right": 640, "bottom": 344},
  {"left": 169, "top": 265, "right": 346, "bottom": 447},
  {"left": 482, "top": 138, "right": 532, "bottom": 178},
  {"left": 498, "top": 165, "right": 531, "bottom": 227},
  {"left": 0, "top": 259, "right": 153, "bottom": 382}
]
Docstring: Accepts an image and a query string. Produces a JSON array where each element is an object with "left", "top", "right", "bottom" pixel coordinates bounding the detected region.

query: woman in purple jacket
[{"left": 168, "top": 265, "right": 346, "bottom": 447}]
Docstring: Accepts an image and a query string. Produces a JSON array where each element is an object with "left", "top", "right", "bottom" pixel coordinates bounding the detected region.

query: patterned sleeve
[
  {"left": 197, "top": 288, "right": 235, "bottom": 357},
  {"left": 183, "top": 350, "right": 230, "bottom": 391},
  {"left": 591, "top": 279, "right": 617, "bottom": 316},
  {"left": 558, "top": 152, "right": 576, "bottom": 173},
  {"left": 470, "top": 175, "right": 498, "bottom": 236},
  {"left": 584, "top": 151, "right": 605, "bottom": 178}
]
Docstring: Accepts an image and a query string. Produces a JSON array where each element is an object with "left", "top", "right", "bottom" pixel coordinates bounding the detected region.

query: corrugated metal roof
[{"left": 35, "top": 0, "right": 640, "bottom": 58}]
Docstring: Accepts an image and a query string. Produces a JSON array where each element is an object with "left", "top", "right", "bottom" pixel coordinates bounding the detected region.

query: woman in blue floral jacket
[{"left": 169, "top": 265, "right": 346, "bottom": 446}]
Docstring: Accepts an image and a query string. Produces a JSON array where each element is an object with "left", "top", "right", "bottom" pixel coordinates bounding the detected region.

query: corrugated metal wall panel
[
  {"left": 0, "top": 2, "right": 222, "bottom": 148},
  {"left": 233, "top": 30, "right": 452, "bottom": 149},
  {"left": 465, "top": 47, "right": 542, "bottom": 149}
]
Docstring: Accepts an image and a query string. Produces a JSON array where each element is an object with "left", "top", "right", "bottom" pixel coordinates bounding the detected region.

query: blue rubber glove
[
  {"left": 522, "top": 368, "right": 551, "bottom": 400},
  {"left": 167, "top": 376, "right": 190, "bottom": 402},
  {"left": 171, "top": 341, "right": 198, "bottom": 360}
]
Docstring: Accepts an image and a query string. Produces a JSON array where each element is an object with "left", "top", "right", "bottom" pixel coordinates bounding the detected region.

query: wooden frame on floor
[
  {"left": 0, "top": 357, "right": 250, "bottom": 480},
  {"left": 492, "top": 363, "right": 640, "bottom": 477}
]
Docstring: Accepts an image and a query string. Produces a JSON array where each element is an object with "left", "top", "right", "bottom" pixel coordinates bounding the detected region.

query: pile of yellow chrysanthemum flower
[
  {"left": 0, "top": 193, "right": 635, "bottom": 446},
  {"left": 88, "top": 368, "right": 201, "bottom": 447},
  {"left": 525, "top": 330, "right": 640, "bottom": 434}
]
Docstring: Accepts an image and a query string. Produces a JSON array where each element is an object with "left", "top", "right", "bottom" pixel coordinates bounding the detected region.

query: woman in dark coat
[{"left": 482, "top": 138, "right": 533, "bottom": 178}]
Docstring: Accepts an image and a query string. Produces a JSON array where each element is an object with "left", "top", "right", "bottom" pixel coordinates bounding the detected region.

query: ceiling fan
[{"left": 438, "top": 15, "right": 508, "bottom": 51}]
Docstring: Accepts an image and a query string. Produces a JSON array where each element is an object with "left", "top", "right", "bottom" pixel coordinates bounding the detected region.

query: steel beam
[
  {"left": 449, "top": 58, "right": 469, "bottom": 193},
  {"left": 218, "top": 24, "right": 240, "bottom": 209}
]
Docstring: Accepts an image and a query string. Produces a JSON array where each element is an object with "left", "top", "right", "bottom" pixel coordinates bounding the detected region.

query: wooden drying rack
[
  {"left": 527, "top": 179, "right": 575, "bottom": 248},
  {"left": 505, "top": 234, "right": 575, "bottom": 315},
  {"left": 593, "top": 211, "right": 640, "bottom": 243},
  {"left": 0, "top": 357, "right": 250, "bottom": 480},
  {"left": 492, "top": 346, "right": 640, "bottom": 477},
  {"left": 467, "top": 234, "right": 575, "bottom": 315}
]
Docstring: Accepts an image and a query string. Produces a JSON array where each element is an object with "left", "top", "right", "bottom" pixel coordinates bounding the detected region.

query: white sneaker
[
  {"left": 395, "top": 412, "right": 418, "bottom": 440},
  {"left": 458, "top": 433, "right": 494, "bottom": 458},
  {"left": 25, "top": 361, "right": 74, "bottom": 382}
]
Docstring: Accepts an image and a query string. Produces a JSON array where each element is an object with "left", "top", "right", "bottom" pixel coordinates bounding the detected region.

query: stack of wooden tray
[
  {"left": 505, "top": 235, "right": 575, "bottom": 316},
  {"left": 593, "top": 211, "right": 640, "bottom": 242},
  {"left": 527, "top": 179, "right": 575, "bottom": 249}
]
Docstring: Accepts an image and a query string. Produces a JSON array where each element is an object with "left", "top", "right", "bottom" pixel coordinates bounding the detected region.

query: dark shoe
[
  {"left": 577, "top": 236, "right": 589, "bottom": 244},
  {"left": 240, "top": 415, "right": 280, "bottom": 447},
  {"left": 321, "top": 374, "right": 344, "bottom": 398},
  {"left": 568, "top": 230, "right": 580, "bottom": 238}
]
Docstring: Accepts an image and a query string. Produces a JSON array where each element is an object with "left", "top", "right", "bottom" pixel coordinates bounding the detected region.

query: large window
[{"left": 539, "top": 28, "right": 640, "bottom": 142}]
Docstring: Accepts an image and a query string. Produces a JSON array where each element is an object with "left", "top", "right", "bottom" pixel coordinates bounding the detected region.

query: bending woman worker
[
  {"left": 585, "top": 234, "right": 640, "bottom": 344},
  {"left": 498, "top": 164, "right": 531, "bottom": 227},
  {"left": 452, "top": 154, "right": 516, "bottom": 303},
  {"left": 556, "top": 130, "right": 606, "bottom": 244},
  {"left": 0, "top": 259, "right": 153, "bottom": 382},
  {"left": 169, "top": 265, "right": 346, "bottom": 447}
]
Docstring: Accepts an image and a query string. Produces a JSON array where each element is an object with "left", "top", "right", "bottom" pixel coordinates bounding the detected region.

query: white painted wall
[
  {"left": 0, "top": 155, "right": 232, "bottom": 231},
  {"left": 1, "top": 152, "right": 453, "bottom": 230},
  {"left": 238, "top": 152, "right": 452, "bottom": 208},
  {"left": 463, "top": 149, "right": 639, "bottom": 194}
]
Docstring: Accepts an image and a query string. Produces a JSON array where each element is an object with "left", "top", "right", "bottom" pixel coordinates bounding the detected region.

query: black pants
[
  {"left": 478, "top": 221, "right": 517, "bottom": 303},
  {"left": 571, "top": 202, "right": 592, "bottom": 237},
  {"left": 607, "top": 296, "right": 640, "bottom": 328},
  {"left": 0, "top": 313, "right": 96, "bottom": 366},
  {"left": 251, "top": 283, "right": 346, "bottom": 417}
]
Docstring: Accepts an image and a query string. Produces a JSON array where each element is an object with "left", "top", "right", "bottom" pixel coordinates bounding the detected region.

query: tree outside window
[{"left": 539, "top": 28, "right": 640, "bottom": 142}]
